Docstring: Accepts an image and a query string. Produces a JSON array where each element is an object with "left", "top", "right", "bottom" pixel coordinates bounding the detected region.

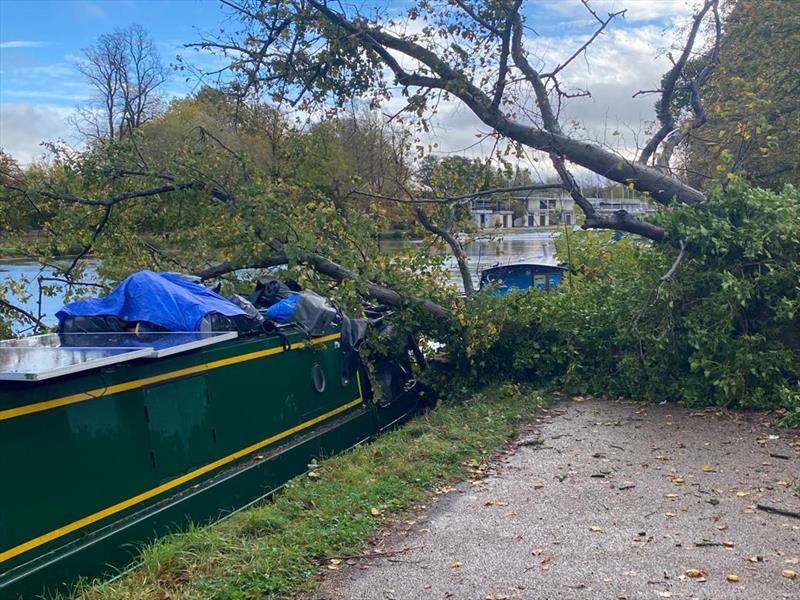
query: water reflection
[{"left": 382, "top": 230, "right": 559, "bottom": 291}]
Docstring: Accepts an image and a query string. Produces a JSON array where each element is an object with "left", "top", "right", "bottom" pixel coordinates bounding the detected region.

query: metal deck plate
[
  {"left": 140, "top": 331, "right": 238, "bottom": 357},
  {"left": 0, "top": 346, "right": 155, "bottom": 381},
  {"left": 0, "top": 331, "right": 238, "bottom": 382}
]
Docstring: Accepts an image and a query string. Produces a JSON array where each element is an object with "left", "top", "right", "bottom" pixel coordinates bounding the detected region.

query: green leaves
[{"left": 444, "top": 185, "right": 800, "bottom": 426}]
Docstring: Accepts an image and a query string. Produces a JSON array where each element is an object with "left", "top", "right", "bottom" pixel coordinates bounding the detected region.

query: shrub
[{"left": 443, "top": 185, "right": 800, "bottom": 425}]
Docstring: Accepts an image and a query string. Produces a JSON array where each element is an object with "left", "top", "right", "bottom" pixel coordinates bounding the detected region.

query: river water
[
  {"left": 1, "top": 231, "right": 558, "bottom": 330},
  {"left": 381, "top": 229, "right": 559, "bottom": 292}
]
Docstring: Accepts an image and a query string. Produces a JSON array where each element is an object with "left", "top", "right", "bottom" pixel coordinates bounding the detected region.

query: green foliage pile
[{"left": 442, "top": 185, "right": 800, "bottom": 425}]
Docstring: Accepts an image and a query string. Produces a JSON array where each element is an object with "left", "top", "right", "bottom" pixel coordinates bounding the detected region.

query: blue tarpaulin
[
  {"left": 265, "top": 294, "right": 300, "bottom": 322},
  {"left": 56, "top": 270, "right": 247, "bottom": 331}
]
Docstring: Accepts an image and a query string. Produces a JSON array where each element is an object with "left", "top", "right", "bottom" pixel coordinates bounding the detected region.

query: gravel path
[{"left": 312, "top": 397, "right": 799, "bottom": 600}]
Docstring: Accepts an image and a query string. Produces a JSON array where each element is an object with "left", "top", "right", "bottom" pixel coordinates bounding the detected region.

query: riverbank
[{"left": 66, "top": 384, "right": 547, "bottom": 600}]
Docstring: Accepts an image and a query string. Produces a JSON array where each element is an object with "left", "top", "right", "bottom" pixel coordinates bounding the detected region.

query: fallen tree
[
  {"left": 194, "top": 0, "right": 722, "bottom": 240},
  {"left": 193, "top": 239, "right": 452, "bottom": 318}
]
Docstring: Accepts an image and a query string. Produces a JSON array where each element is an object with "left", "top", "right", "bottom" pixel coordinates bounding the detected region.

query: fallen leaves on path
[
  {"left": 685, "top": 568, "right": 706, "bottom": 578},
  {"left": 590, "top": 525, "right": 604, "bottom": 532},
  {"left": 449, "top": 561, "right": 463, "bottom": 568},
  {"left": 782, "top": 569, "right": 797, "bottom": 579},
  {"left": 327, "top": 558, "right": 341, "bottom": 570},
  {"left": 747, "top": 555, "right": 764, "bottom": 563},
  {"left": 726, "top": 574, "right": 740, "bottom": 582},
  {"left": 484, "top": 500, "right": 509, "bottom": 507}
]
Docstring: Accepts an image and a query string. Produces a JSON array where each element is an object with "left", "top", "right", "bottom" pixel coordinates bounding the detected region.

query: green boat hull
[{"left": 0, "top": 327, "right": 419, "bottom": 598}]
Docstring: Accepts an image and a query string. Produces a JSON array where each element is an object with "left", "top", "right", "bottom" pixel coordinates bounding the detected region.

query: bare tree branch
[
  {"left": 659, "top": 239, "right": 686, "bottom": 283},
  {"left": 211, "top": 0, "right": 706, "bottom": 207},
  {"left": 639, "top": 0, "right": 719, "bottom": 166},
  {"left": 541, "top": 4, "right": 626, "bottom": 80},
  {"left": 75, "top": 24, "right": 167, "bottom": 141},
  {"left": 0, "top": 298, "right": 49, "bottom": 332}
]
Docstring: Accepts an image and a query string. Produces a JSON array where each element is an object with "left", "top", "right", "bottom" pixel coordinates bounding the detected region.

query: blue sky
[
  {"left": 0, "top": 0, "right": 231, "bottom": 103},
  {"left": 0, "top": 0, "right": 697, "bottom": 164},
  {"left": 0, "top": 0, "right": 237, "bottom": 161}
]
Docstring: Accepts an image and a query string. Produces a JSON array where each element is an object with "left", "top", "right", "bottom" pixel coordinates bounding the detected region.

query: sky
[{"left": 0, "top": 0, "right": 700, "bottom": 166}]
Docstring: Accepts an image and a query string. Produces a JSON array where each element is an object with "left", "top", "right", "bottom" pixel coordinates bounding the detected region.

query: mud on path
[{"left": 312, "top": 397, "right": 799, "bottom": 600}]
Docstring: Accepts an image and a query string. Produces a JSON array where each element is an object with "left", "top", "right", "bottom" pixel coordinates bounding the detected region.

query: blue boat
[{"left": 479, "top": 262, "right": 567, "bottom": 295}]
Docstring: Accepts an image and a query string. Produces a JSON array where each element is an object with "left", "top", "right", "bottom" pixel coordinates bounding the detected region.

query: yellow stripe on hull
[
  {"left": 0, "top": 392, "right": 362, "bottom": 564},
  {"left": 0, "top": 332, "right": 341, "bottom": 422}
]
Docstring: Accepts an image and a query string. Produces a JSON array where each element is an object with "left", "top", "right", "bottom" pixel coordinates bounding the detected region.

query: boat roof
[
  {"left": 481, "top": 262, "right": 567, "bottom": 275},
  {"left": 0, "top": 331, "right": 238, "bottom": 382}
]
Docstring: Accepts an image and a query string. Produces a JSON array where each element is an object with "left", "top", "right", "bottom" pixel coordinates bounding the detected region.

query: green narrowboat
[{"left": 0, "top": 325, "right": 423, "bottom": 598}]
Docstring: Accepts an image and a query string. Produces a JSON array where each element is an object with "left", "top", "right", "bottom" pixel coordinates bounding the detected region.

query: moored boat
[
  {"left": 0, "top": 274, "right": 427, "bottom": 598},
  {"left": 479, "top": 261, "right": 567, "bottom": 295}
]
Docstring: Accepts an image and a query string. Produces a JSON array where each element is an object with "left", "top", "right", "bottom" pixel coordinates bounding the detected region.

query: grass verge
[{"left": 66, "top": 383, "right": 546, "bottom": 600}]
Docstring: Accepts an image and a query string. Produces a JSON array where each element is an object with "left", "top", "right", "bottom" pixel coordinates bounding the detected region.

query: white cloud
[
  {"left": 533, "top": 25, "right": 684, "bottom": 154},
  {"left": 1, "top": 90, "right": 91, "bottom": 102},
  {"left": 0, "top": 41, "right": 50, "bottom": 49},
  {"left": 548, "top": 0, "right": 698, "bottom": 22},
  {"left": 0, "top": 104, "right": 76, "bottom": 165}
]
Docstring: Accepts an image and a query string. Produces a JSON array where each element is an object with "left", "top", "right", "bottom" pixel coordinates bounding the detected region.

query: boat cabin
[
  {"left": 0, "top": 272, "right": 427, "bottom": 598},
  {"left": 479, "top": 262, "right": 567, "bottom": 295}
]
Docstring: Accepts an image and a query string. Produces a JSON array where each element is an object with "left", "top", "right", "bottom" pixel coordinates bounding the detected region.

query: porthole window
[{"left": 311, "top": 363, "right": 326, "bottom": 393}]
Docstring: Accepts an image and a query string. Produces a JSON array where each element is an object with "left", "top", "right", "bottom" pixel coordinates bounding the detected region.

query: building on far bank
[
  {"left": 468, "top": 190, "right": 654, "bottom": 229},
  {"left": 469, "top": 199, "right": 515, "bottom": 229},
  {"left": 516, "top": 195, "right": 575, "bottom": 227},
  {"left": 469, "top": 193, "right": 574, "bottom": 229}
]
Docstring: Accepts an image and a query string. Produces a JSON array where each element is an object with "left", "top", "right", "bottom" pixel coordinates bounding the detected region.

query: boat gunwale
[{"left": 0, "top": 328, "right": 341, "bottom": 419}]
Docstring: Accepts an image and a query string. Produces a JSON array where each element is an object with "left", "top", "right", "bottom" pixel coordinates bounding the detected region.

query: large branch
[
  {"left": 507, "top": 11, "right": 666, "bottom": 241},
  {"left": 413, "top": 206, "right": 474, "bottom": 296},
  {"left": 301, "top": 1, "right": 705, "bottom": 207},
  {"left": 350, "top": 183, "right": 564, "bottom": 205},
  {"left": 36, "top": 180, "right": 202, "bottom": 207},
  {"left": 639, "top": 0, "right": 717, "bottom": 166},
  {"left": 301, "top": 249, "right": 451, "bottom": 318},
  {"left": 193, "top": 255, "right": 290, "bottom": 280},
  {"left": 194, "top": 243, "right": 451, "bottom": 318},
  {"left": 655, "top": 1, "right": 722, "bottom": 171}
]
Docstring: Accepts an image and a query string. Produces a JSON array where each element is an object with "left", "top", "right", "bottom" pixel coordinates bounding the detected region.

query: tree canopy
[
  {"left": 679, "top": 0, "right": 800, "bottom": 190},
  {"left": 1, "top": 2, "right": 798, "bottom": 421},
  {"left": 190, "top": 0, "right": 731, "bottom": 240}
]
